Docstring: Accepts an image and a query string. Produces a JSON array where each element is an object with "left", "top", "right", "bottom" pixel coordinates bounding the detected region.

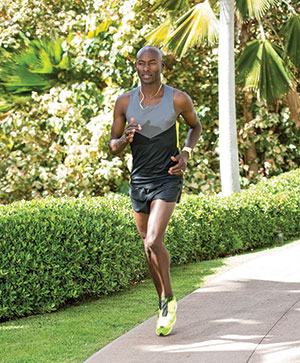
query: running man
[{"left": 109, "top": 45, "right": 202, "bottom": 336}]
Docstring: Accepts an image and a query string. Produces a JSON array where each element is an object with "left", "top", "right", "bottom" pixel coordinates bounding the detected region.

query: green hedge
[
  {"left": 1, "top": 169, "right": 300, "bottom": 320},
  {"left": 168, "top": 169, "right": 300, "bottom": 263}
]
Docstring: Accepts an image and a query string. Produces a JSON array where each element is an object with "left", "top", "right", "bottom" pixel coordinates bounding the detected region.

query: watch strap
[{"left": 182, "top": 146, "right": 193, "bottom": 159}]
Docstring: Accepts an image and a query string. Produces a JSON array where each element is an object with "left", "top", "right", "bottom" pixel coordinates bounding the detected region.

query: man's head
[
  {"left": 135, "top": 46, "right": 165, "bottom": 85},
  {"left": 136, "top": 46, "right": 163, "bottom": 61}
]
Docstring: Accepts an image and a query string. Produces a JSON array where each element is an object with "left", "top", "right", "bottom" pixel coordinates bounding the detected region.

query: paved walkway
[{"left": 86, "top": 240, "right": 300, "bottom": 363}]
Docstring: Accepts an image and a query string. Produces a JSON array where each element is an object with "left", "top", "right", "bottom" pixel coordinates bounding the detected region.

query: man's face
[{"left": 135, "top": 50, "right": 164, "bottom": 84}]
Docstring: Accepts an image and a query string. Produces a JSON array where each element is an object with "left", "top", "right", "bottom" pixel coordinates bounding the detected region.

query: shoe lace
[{"left": 161, "top": 297, "right": 173, "bottom": 317}]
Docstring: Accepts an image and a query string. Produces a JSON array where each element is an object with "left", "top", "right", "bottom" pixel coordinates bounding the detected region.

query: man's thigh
[
  {"left": 147, "top": 199, "right": 176, "bottom": 239},
  {"left": 133, "top": 211, "right": 149, "bottom": 240}
]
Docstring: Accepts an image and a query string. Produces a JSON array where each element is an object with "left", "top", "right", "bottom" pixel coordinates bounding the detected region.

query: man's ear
[
  {"left": 134, "top": 62, "right": 137, "bottom": 71},
  {"left": 161, "top": 61, "right": 166, "bottom": 69}
]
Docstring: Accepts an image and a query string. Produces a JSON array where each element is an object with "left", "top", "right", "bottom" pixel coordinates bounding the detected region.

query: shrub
[
  {"left": 0, "top": 169, "right": 299, "bottom": 320},
  {"left": 167, "top": 169, "right": 300, "bottom": 263},
  {"left": 0, "top": 83, "right": 132, "bottom": 204},
  {"left": 0, "top": 195, "right": 145, "bottom": 320}
]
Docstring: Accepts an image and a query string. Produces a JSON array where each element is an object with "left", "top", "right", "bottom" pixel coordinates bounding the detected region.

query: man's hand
[
  {"left": 168, "top": 154, "right": 188, "bottom": 175},
  {"left": 109, "top": 117, "right": 141, "bottom": 154},
  {"left": 124, "top": 117, "right": 142, "bottom": 143}
]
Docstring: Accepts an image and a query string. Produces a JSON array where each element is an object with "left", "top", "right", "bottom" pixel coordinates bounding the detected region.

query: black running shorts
[{"left": 129, "top": 178, "right": 183, "bottom": 214}]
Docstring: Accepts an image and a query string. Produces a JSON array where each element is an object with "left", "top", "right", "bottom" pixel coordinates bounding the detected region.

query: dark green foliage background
[
  {"left": 1, "top": 0, "right": 299, "bottom": 203},
  {"left": 1, "top": 169, "right": 299, "bottom": 321}
]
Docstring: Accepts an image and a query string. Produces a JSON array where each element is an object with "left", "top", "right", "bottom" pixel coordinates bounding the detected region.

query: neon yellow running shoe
[{"left": 156, "top": 296, "right": 177, "bottom": 336}]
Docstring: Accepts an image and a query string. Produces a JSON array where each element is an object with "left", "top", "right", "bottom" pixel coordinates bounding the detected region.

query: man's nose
[{"left": 143, "top": 63, "right": 150, "bottom": 71}]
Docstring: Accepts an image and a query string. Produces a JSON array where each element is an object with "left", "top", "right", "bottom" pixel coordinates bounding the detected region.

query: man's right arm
[
  {"left": 109, "top": 95, "right": 142, "bottom": 155},
  {"left": 108, "top": 95, "right": 127, "bottom": 155}
]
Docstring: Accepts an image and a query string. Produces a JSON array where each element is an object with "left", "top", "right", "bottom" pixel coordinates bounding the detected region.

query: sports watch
[{"left": 182, "top": 146, "right": 193, "bottom": 159}]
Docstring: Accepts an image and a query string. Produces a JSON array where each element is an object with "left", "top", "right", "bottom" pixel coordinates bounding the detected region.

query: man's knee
[{"left": 144, "top": 235, "right": 163, "bottom": 251}]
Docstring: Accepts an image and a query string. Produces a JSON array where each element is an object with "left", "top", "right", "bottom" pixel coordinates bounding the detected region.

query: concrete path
[{"left": 86, "top": 240, "right": 300, "bottom": 363}]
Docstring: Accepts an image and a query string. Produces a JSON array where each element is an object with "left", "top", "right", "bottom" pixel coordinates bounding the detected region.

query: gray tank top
[{"left": 126, "top": 85, "right": 181, "bottom": 184}]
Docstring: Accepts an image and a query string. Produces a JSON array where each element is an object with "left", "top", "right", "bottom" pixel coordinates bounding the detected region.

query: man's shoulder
[
  {"left": 115, "top": 87, "right": 138, "bottom": 114},
  {"left": 115, "top": 90, "right": 131, "bottom": 110},
  {"left": 172, "top": 87, "right": 192, "bottom": 105},
  {"left": 172, "top": 87, "right": 189, "bottom": 98},
  {"left": 116, "top": 87, "right": 138, "bottom": 103},
  {"left": 117, "top": 90, "right": 131, "bottom": 101}
]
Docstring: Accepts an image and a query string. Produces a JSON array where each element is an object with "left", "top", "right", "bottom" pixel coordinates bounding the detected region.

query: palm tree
[
  {"left": 0, "top": 18, "right": 114, "bottom": 113},
  {"left": 146, "top": 0, "right": 299, "bottom": 195},
  {"left": 0, "top": 34, "right": 70, "bottom": 112}
]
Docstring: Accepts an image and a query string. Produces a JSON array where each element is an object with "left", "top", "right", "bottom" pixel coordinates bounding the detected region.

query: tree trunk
[
  {"left": 287, "top": 86, "right": 300, "bottom": 128},
  {"left": 218, "top": 0, "right": 240, "bottom": 196},
  {"left": 238, "top": 20, "right": 259, "bottom": 177},
  {"left": 243, "top": 91, "right": 259, "bottom": 177}
]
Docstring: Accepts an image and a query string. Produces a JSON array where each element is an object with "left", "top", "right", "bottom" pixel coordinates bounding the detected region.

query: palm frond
[
  {"left": 145, "top": 16, "right": 173, "bottom": 45},
  {"left": 29, "top": 37, "right": 64, "bottom": 71},
  {"left": 49, "top": 37, "right": 64, "bottom": 65},
  {"left": 152, "top": 0, "right": 189, "bottom": 12},
  {"left": 237, "top": 39, "right": 293, "bottom": 102},
  {"left": 0, "top": 64, "right": 50, "bottom": 92},
  {"left": 165, "top": 0, "right": 218, "bottom": 58},
  {"left": 236, "top": 0, "right": 276, "bottom": 20},
  {"left": 58, "top": 55, "right": 71, "bottom": 70},
  {"left": 28, "top": 48, "right": 53, "bottom": 74},
  {"left": 0, "top": 50, "right": 45, "bottom": 92},
  {"left": 0, "top": 99, "right": 13, "bottom": 113},
  {"left": 0, "top": 94, "right": 32, "bottom": 112},
  {"left": 237, "top": 40, "right": 262, "bottom": 88},
  {"left": 284, "top": 14, "right": 300, "bottom": 70},
  {"left": 0, "top": 36, "right": 70, "bottom": 110}
]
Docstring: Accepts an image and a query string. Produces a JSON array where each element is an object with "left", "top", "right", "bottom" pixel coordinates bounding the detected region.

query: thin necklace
[{"left": 139, "top": 83, "right": 163, "bottom": 110}]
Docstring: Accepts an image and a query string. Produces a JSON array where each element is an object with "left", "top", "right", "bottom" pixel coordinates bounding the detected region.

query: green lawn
[{"left": 0, "top": 259, "right": 225, "bottom": 363}]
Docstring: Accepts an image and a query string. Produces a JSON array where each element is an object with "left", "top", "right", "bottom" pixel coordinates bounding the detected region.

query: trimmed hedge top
[{"left": 1, "top": 169, "right": 300, "bottom": 320}]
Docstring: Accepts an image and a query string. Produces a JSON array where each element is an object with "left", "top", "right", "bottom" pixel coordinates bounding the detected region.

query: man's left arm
[{"left": 168, "top": 91, "right": 202, "bottom": 175}]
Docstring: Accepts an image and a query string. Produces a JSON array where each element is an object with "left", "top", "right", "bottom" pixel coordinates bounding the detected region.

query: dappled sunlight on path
[{"left": 86, "top": 240, "right": 300, "bottom": 363}]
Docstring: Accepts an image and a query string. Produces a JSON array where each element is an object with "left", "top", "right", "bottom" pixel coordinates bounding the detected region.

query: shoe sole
[{"left": 156, "top": 316, "right": 176, "bottom": 336}]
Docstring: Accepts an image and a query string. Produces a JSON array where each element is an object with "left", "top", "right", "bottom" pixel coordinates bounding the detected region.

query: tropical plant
[
  {"left": 147, "top": 0, "right": 299, "bottom": 101},
  {"left": 0, "top": 34, "right": 71, "bottom": 112},
  {"left": 236, "top": 15, "right": 299, "bottom": 104},
  {"left": 0, "top": 0, "right": 133, "bottom": 112},
  {"left": 0, "top": 0, "right": 298, "bottom": 203},
  {"left": 144, "top": 0, "right": 300, "bottom": 195},
  {"left": 0, "top": 2, "right": 138, "bottom": 204}
]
